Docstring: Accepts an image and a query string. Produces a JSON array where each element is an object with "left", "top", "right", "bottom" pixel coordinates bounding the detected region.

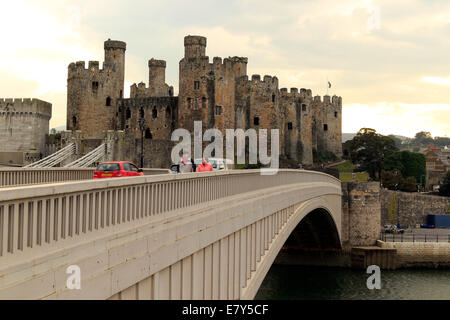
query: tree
[
  {"left": 412, "top": 131, "right": 433, "bottom": 148},
  {"left": 383, "top": 150, "right": 425, "bottom": 185},
  {"left": 348, "top": 128, "right": 398, "bottom": 180},
  {"left": 387, "top": 135, "right": 403, "bottom": 149},
  {"left": 382, "top": 170, "right": 418, "bottom": 192},
  {"left": 440, "top": 172, "right": 450, "bottom": 197}
]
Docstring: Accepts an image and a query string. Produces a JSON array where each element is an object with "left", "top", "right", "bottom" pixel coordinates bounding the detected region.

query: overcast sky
[{"left": 1, "top": 0, "right": 449, "bottom": 137}]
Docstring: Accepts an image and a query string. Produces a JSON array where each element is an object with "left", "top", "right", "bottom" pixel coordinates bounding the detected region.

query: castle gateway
[{"left": 66, "top": 36, "right": 342, "bottom": 167}]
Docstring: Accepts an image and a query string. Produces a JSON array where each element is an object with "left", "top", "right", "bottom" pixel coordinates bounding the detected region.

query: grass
[
  {"left": 336, "top": 161, "right": 354, "bottom": 172},
  {"left": 339, "top": 172, "right": 369, "bottom": 182}
]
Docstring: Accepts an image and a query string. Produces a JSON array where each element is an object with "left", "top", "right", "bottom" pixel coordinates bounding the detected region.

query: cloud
[
  {"left": 421, "top": 76, "right": 450, "bottom": 86},
  {"left": 0, "top": 0, "right": 449, "bottom": 137}
]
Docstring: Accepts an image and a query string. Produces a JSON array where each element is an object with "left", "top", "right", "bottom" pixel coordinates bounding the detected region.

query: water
[{"left": 255, "top": 265, "right": 450, "bottom": 300}]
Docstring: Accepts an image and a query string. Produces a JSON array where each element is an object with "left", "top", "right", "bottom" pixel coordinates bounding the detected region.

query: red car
[{"left": 93, "top": 161, "right": 144, "bottom": 179}]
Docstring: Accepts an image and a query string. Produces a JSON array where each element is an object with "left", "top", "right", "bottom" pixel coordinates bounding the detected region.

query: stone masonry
[
  {"left": 0, "top": 98, "right": 52, "bottom": 158},
  {"left": 66, "top": 35, "right": 343, "bottom": 167}
]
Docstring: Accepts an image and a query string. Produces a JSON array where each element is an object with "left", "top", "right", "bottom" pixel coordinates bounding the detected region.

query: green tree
[
  {"left": 440, "top": 172, "right": 450, "bottom": 196},
  {"left": 383, "top": 150, "right": 425, "bottom": 185},
  {"left": 348, "top": 128, "right": 398, "bottom": 180},
  {"left": 387, "top": 135, "right": 403, "bottom": 149},
  {"left": 412, "top": 131, "right": 433, "bottom": 148}
]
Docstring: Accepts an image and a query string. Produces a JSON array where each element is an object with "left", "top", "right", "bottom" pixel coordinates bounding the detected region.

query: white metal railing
[
  {"left": 0, "top": 169, "right": 341, "bottom": 261},
  {"left": 0, "top": 168, "right": 95, "bottom": 188},
  {"left": 24, "top": 143, "right": 76, "bottom": 168},
  {"left": 64, "top": 144, "right": 106, "bottom": 168}
]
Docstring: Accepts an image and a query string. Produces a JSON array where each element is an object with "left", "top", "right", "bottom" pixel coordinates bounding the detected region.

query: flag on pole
[{"left": 328, "top": 81, "right": 331, "bottom": 88}]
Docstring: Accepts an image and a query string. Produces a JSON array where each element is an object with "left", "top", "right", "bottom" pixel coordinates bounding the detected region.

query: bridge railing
[
  {"left": 0, "top": 168, "right": 171, "bottom": 188},
  {"left": 0, "top": 168, "right": 95, "bottom": 188},
  {"left": 0, "top": 169, "right": 340, "bottom": 264}
]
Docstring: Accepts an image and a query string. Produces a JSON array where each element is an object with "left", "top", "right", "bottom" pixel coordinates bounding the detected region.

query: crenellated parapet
[
  {"left": 237, "top": 74, "right": 279, "bottom": 91},
  {"left": 210, "top": 56, "right": 248, "bottom": 79},
  {"left": 0, "top": 98, "right": 52, "bottom": 119}
]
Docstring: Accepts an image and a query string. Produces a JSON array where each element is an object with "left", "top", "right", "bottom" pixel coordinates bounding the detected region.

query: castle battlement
[
  {"left": 148, "top": 59, "right": 166, "bottom": 68},
  {"left": 0, "top": 98, "right": 52, "bottom": 122},
  {"left": 66, "top": 34, "right": 343, "bottom": 165},
  {"left": 68, "top": 60, "right": 105, "bottom": 78},
  {"left": 104, "top": 39, "right": 126, "bottom": 51}
]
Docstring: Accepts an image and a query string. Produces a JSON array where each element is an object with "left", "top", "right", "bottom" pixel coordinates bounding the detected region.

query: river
[{"left": 255, "top": 265, "right": 450, "bottom": 300}]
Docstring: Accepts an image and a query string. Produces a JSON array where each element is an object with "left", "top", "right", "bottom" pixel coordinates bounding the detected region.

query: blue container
[{"left": 427, "top": 215, "right": 450, "bottom": 228}]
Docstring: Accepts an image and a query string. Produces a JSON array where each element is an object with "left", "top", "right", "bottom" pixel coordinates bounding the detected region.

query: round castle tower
[{"left": 67, "top": 39, "right": 126, "bottom": 138}]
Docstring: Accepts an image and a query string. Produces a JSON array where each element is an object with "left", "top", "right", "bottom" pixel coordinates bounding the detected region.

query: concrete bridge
[{"left": 0, "top": 169, "right": 342, "bottom": 299}]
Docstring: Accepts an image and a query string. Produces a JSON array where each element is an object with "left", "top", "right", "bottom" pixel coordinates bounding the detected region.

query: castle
[
  {"left": 0, "top": 98, "right": 52, "bottom": 165},
  {"left": 67, "top": 35, "right": 342, "bottom": 167}
]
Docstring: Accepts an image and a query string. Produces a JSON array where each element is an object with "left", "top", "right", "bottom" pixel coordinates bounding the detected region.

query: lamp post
[{"left": 138, "top": 117, "right": 146, "bottom": 168}]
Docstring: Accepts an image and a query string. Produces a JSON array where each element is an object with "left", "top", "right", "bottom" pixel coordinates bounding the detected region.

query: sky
[{"left": 0, "top": 0, "right": 449, "bottom": 138}]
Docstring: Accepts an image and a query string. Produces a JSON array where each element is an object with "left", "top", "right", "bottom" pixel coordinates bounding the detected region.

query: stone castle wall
[
  {"left": 341, "top": 182, "right": 381, "bottom": 248},
  {"left": 67, "top": 40, "right": 126, "bottom": 138},
  {"left": 380, "top": 189, "right": 450, "bottom": 227},
  {"left": 66, "top": 35, "right": 343, "bottom": 165},
  {"left": 0, "top": 98, "right": 51, "bottom": 155}
]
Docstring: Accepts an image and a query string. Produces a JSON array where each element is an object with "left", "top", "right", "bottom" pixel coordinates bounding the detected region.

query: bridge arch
[{"left": 241, "top": 199, "right": 342, "bottom": 299}]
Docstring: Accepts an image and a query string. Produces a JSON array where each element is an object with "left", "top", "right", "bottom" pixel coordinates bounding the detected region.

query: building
[
  {"left": 425, "top": 145, "right": 450, "bottom": 191},
  {"left": 66, "top": 35, "right": 342, "bottom": 167},
  {"left": 0, "top": 98, "right": 52, "bottom": 165}
]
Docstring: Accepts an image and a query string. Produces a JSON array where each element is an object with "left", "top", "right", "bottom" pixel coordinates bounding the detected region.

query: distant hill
[
  {"left": 49, "top": 125, "right": 66, "bottom": 133},
  {"left": 342, "top": 133, "right": 412, "bottom": 143},
  {"left": 342, "top": 133, "right": 356, "bottom": 142}
]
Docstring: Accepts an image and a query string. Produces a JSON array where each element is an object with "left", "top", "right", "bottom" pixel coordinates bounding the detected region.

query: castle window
[
  {"left": 92, "top": 81, "right": 99, "bottom": 92},
  {"left": 166, "top": 106, "right": 171, "bottom": 118},
  {"left": 302, "top": 104, "right": 307, "bottom": 112},
  {"left": 324, "top": 124, "right": 328, "bottom": 131},
  {"left": 106, "top": 97, "right": 111, "bottom": 106},
  {"left": 120, "top": 90, "right": 123, "bottom": 98},
  {"left": 145, "top": 128, "right": 152, "bottom": 139},
  {"left": 202, "top": 97, "right": 206, "bottom": 108},
  {"left": 139, "top": 107, "right": 145, "bottom": 118},
  {"left": 288, "top": 122, "right": 293, "bottom": 130},
  {"left": 187, "top": 98, "right": 191, "bottom": 109},
  {"left": 334, "top": 111, "right": 338, "bottom": 118},
  {"left": 169, "top": 88, "right": 173, "bottom": 97},
  {"left": 254, "top": 117, "right": 260, "bottom": 126},
  {"left": 152, "top": 107, "right": 158, "bottom": 119},
  {"left": 194, "top": 81, "right": 200, "bottom": 90},
  {"left": 126, "top": 107, "right": 131, "bottom": 120},
  {"left": 272, "top": 94, "right": 276, "bottom": 103},
  {"left": 72, "top": 116, "right": 77, "bottom": 128},
  {"left": 215, "top": 105, "right": 222, "bottom": 116},
  {"left": 194, "top": 98, "right": 198, "bottom": 110}
]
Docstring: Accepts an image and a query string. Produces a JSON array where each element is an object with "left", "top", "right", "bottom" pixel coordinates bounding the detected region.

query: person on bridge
[
  {"left": 196, "top": 157, "right": 214, "bottom": 172},
  {"left": 179, "top": 152, "right": 193, "bottom": 173}
]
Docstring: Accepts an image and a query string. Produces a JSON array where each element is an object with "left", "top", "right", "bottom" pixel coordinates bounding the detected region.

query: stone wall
[
  {"left": 380, "top": 189, "right": 450, "bottom": 227},
  {"left": 67, "top": 40, "right": 125, "bottom": 138},
  {"left": 341, "top": 182, "right": 381, "bottom": 248},
  {"left": 0, "top": 98, "right": 51, "bottom": 157},
  {"left": 122, "top": 136, "right": 175, "bottom": 168},
  {"left": 378, "top": 241, "right": 450, "bottom": 268}
]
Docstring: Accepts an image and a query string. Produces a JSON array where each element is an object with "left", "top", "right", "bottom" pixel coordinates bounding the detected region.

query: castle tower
[
  {"left": 184, "top": 35, "right": 207, "bottom": 59},
  {"left": 311, "top": 95, "right": 342, "bottom": 158},
  {"left": 148, "top": 59, "right": 167, "bottom": 94},
  {"left": 67, "top": 39, "right": 126, "bottom": 138},
  {"left": 178, "top": 35, "right": 211, "bottom": 133}
]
